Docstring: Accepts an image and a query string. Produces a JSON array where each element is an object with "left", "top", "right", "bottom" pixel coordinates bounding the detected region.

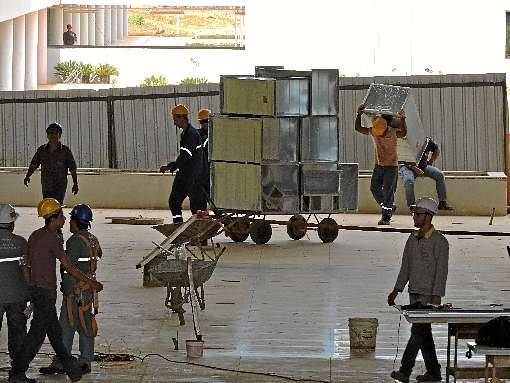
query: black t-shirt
[
  {"left": 418, "top": 138, "right": 439, "bottom": 170},
  {"left": 63, "top": 31, "right": 77, "bottom": 45}
]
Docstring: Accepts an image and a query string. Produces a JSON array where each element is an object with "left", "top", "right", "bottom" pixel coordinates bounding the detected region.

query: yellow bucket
[{"left": 348, "top": 318, "right": 378, "bottom": 351}]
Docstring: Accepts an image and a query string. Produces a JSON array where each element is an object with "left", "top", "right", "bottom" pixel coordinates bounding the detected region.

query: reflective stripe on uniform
[
  {"left": 196, "top": 144, "right": 202, "bottom": 149},
  {"left": 180, "top": 147, "right": 192, "bottom": 156},
  {"left": 78, "top": 258, "right": 94, "bottom": 262},
  {"left": 173, "top": 215, "right": 182, "bottom": 218},
  {"left": 0, "top": 257, "right": 22, "bottom": 263},
  {"left": 203, "top": 138, "right": 208, "bottom": 146}
]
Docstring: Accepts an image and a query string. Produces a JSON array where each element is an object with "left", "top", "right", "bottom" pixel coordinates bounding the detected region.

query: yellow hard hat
[
  {"left": 198, "top": 109, "right": 210, "bottom": 121},
  {"left": 171, "top": 104, "right": 189, "bottom": 116},
  {"left": 37, "top": 198, "right": 64, "bottom": 218},
  {"left": 372, "top": 117, "right": 388, "bottom": 137}
]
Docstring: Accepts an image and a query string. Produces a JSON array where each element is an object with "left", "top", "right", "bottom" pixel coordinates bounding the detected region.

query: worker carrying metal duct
[
  {"left": 160, "top": 104, "right": 205, "bottom": 223},
  {"left": 355, "top": 104, "right": 407, "bottom": 225}
]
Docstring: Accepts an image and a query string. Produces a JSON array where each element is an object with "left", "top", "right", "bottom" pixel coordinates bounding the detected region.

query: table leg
[
  {"left": 446, "top": 324, "right": 451, "bottom": 383},
  {"left": 454, "top": 328, "right": 458, "bottom": 383},
  {"left": 485, "top": 356, "right": 489, "bottom": 383}
]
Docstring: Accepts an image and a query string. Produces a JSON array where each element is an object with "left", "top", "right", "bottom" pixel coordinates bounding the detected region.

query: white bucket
[
  {"left": 186, "top": 340, "right": 204, "bottom": 358},
  {"left": 348, "top": 318, "right": 378, "bottom": 351}
]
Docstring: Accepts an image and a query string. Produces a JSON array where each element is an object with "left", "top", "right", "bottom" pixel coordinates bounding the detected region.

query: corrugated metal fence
[
  {"left": 0, "top": 84, "right": 220, "bottom": 169},
  {"left": 0, "top": 74, "right": 506, "bottom": 171},
  {"left": 338, "top": 73, "right": 507, "bottom": 171}
]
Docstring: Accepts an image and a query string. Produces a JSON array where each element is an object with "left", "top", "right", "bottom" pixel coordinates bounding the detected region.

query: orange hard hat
[
  {"left": 372, "top": 117, "right": 388, "bottom": 137},
  {"left": 171, "top": 104, "right": 189, "bottom": 116},
  {"left": 198, "top": 109, "right": 210, "bottom": 121},
  {"left": 37, "top": 198, "right": 64, "bottom": 218}
]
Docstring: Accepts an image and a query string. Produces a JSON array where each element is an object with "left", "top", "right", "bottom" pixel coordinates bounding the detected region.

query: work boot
[
  {"left": 66, "top": 367, "right": 83, "bottom": 383},
  {"left": 8, "top": 373, "right": 37, "bottom": 383},
  {"left": 416, "top": 371, "right": 442, "bottom": 382},
  {"left": 390, "top": 370, "right": 409, "bottom": 383},
  {"left": 39, "top": 364, "right": 65, "bottom": 375},
  {"left": 80, "top": 363, "right": 91, "bottom": 375},
  {"left": 437, "top": 201, "right": 453, "bottom": 211},
  {"left": 378, "top": 215, "right": 391, "bottom": 225}
]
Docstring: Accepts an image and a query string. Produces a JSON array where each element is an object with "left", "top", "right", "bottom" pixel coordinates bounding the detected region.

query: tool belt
[{"left": 64, "top": 233, "right": 100, "bottom": 337}]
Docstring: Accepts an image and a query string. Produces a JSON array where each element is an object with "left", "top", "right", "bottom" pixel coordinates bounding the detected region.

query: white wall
[{"left": 46, "top": 0, "right": 510, "bottom": 87}]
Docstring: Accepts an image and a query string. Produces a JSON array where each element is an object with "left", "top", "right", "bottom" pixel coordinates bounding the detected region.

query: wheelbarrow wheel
[
  {"left": 225, "top": 217, "right": 250, "bottom": 243},
  {"left": 249, "top": 221, "right": 272, "bottom": 244},
  {"left": 286, "top": 214, "right": 307, "bottom": 240},
  {"left": 318, "top": 218, "right": 339, "bottom": 243}
]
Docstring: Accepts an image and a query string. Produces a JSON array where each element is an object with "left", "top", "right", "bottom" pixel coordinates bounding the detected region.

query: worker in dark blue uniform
[
  {"left": 197, "top": 109, "right": 210, "bottom": 208},
  {"left": 160, "top": 104, "right": 205, "bottom": 223}
]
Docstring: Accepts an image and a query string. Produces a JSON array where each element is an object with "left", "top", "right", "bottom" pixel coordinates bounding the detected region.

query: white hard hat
[
  {"left": 416, "top": 197, "right": 438, "bottom": 215},
  {"left": 0, "top": 204, "right": 19, "bottom": 224}
]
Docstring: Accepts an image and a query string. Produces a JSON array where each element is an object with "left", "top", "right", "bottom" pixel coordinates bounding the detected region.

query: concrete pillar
[
  {"left": 37, "top": 9, "right": 47, "bottom": 84},
  {"left": 51, "top": 6, "right": 64, "bottom": 45},
  {"left": 88, "top": 6, "right": 95, "bottom": 46},
  {"left": 95, "top": 5, "right": 104, "bottom": 46},
  {"left": 104, "top": 5, "right": 111, "bottom": 45},
  {"left": 72, "top": 12, "right": 80, "bottom": 45},
  {"left": 12, "top": 16, "right": 25, "bottom": 91},
  {"left": 80, "top": 7, "right": 88, "bottom": 45},
  {"left": 24, "top": 12, "right": 38, "bottom": 90},
  {"left": 0, "top": 19, "right": 13, "bottom": 91},
  {"left": 123, "top": 6, "right": 128, "bottom": 38},
  {"left": 117, "top": 5, "right": 123, "bottom": 41},
  {"left": 110, "top": 5, "right": 117, "bottom": 44}
]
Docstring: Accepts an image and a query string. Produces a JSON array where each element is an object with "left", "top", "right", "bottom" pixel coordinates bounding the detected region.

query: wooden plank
[
  {"left": 452, "top": 74, "right": 466, "bottom": 170},
  {"left": 14, "top": 91, "right": 25, "bottom": 166},
  {"left": 484, "top": 74, "right": 499, "bottom": 171},
  {"left": 441, "top": 75, "right": 456, "bottom": 170},
  {"left": 463, "top": 84, "right": 477, "bottom": 170}
]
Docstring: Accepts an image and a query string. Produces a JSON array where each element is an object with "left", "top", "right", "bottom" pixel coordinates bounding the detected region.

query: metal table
[{"left": 397, "top": 306, "right": 510, "bottom": 382}]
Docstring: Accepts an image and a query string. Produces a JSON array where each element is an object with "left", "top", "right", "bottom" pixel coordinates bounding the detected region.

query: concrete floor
[{"left": 1, "top": 208, "right": 509, "bottom": 382}]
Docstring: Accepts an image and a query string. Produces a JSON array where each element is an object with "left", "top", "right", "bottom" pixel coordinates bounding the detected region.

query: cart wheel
[
  {"left": 225, "top": 218, "right": 250, "bottom": 243},
  {"left": 318, "top": 218, "right": 339, "bottom": 243},
  {"left": 249, "top": 221, "right": 272, "bottom": 244},
  {"left": 286, "top": 214, "right": 307, "bottom": 240}
]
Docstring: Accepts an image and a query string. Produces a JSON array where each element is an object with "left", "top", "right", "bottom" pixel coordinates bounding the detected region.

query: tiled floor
[{"left": 1, "top": 208, "right": 509, "bottom": 382}]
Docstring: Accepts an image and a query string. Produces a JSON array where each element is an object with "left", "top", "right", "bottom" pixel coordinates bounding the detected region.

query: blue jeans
[
  {"left": 399, "top": 164, "right": 447, "bottom": 207},
  {"left": 370, "top": 165, "right": 398, "bottom": 218}
]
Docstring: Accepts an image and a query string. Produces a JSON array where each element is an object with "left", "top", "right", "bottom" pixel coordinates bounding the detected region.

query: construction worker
[
  {"left": 9, "top": 198, "right": 102, "bottom": 383},
  {"left": 355, "top": 104, "right": 407, "bottom": 225},
  {"left": 388, "top": 197, "right": 449, "bottom": 383},
  {"left": 40, "top": 204, "right": 102, "bottom": 376},
  {"left": 24, "top": 122, "right": 78, "bottom": 205},
  {"left": 399, "top": 137, "right": 454, "bottom": 211},
  {"left": 63, "top": 24, "right": 77, "bottom": 46},
  {"left": 197, "top": 109, "right": 211, "bottom": 207},
  {"left": 160, "top": 104, "right": 205, "bottom": 223},
  {"left": 0, "top": 205, "right": 30, "bottom": 363}
]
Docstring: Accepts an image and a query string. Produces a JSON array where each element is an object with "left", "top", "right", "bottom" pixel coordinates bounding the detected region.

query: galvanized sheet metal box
[
  {"left": 301, "top": 162, "right": 339, "bottom": 194},
  {"left": 311, "top": 69, "right": 338, "bottom": 116},
  {"left": 210, "top": 116, "right": 299, "bottom": 163},
  {"left": 338, "top": 163, "right": 358, "bottom": 211},
  {"left": 301, "top": 116, "right": 338, "bottom": 162},
  {"left": 221, "top": 76, "right": 276, "bottom": 116},
  {"left": 211, "top": 162, "right": 299, "bottom": 213},
  {"left": 210, "top": 116, "right": 262, "bottom": 163},
  {"left": 275, "top": 77, "right": 309, "bottom": 116},
  {"left": 220, "top": 76, "right": 309, "bottom": 117}
]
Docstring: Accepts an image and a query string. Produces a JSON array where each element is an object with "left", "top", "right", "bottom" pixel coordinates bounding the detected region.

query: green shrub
[
  {"left": 94, "top": 63, "right": 119, "bottom": 77},
  {"left": 128, "top": 15, "right": 144, "bottom": 25},
  {"left": 54, "top": 60, "right": 81, "bottom": 83},
  {"left": 180, "top": 77, "right": 208, "bottom": 85},
  {"left": 140, "top": 75, "right": 169, "bottom": 87}
]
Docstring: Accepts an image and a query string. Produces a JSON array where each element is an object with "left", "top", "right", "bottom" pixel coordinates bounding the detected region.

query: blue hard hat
[{"left": 70, "top": 204, "right": 93, "bottom": 224}]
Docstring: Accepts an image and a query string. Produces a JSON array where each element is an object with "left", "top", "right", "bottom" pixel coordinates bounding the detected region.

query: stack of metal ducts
[{"left": 210, "top": 68, "right": 358, "bottom": 214}]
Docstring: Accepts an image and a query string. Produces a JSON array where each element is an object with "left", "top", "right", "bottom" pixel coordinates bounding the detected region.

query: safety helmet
[
  {"left": 70, "top": 204, "right": 93, "bottom": 224},
  {"left": 371, "top": 117, "right": 388, "bottom": 137},
  {"left": 415, "top": 197, "right": 438, "bottom": 215},
  {"left": 0, "top": 204, "right": 19, "bottom": 224},
  {"left": 46, "top": 122, "right": 63, "bottom": 134},
  {"left": 171, "top": 104, "right": 189, "bottom": 117},
  {"left": 198, "top": 109, "right": 210, "bottom": 121},
  {"left": 37, "top": 198, "right": 64, "bottom": 218}
]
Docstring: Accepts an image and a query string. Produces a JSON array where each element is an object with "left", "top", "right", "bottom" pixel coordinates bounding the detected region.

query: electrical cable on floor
[
  {"left": 392, "top": 313, "right": 402, "bottom": 371},
  {"left": 0, "top": 350, "right": 330, "bottom": 383}
]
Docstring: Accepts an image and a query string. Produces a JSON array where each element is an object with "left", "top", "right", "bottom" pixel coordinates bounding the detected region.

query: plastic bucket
[
  {"left": 348, "top": 318, "right": 378, "bottom": 351},
  {"left": 186, "top": 340, "right": 204, "bottom": 358}
]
